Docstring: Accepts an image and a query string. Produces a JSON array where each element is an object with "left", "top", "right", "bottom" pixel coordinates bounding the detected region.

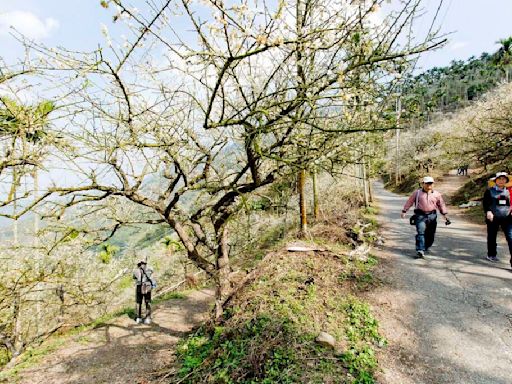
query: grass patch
[
  {"left": 172, "top": 245, "right": 385, "bottom": 384},
  {"left": 339, "top": 255, "right": 380, "bottom": 291},
  {"left": 0, "top": 338, "right": 67, "bottom": 380},
  {"left": 154, "top": 291, "right": 187, "bottom": 304},
  {"left": 176, "top": 316, "right": 302, "bottom": 384},
  {"left": 340, "top": 296, "right": 386, "bottom": 383}
]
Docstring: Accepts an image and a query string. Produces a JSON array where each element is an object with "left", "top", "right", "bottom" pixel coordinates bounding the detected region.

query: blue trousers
[
  {"left": 415, "top": 212, "right": 437, "bottom": 251},
  {"left": 486, "top": 217, "right": 512, "bottom": 260}
]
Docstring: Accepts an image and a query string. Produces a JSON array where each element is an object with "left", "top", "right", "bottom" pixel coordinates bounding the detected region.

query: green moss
[{"left": 153, "top": 291, "right": 187, "bottom": 304}]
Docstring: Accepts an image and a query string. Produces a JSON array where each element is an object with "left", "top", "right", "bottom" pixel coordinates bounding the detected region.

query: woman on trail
[{"left": 483, "top": 172, "right": 512, "bottom": 268}]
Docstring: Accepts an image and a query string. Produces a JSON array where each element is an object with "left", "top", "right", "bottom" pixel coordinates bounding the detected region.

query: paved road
[{"left": 372, "top": 180, "right": 512, "bottom": 384}]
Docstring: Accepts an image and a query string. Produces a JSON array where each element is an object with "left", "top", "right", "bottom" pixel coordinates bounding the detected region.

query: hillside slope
[{"left": 4, "top": 290, "right": 213, "bottom": 384}]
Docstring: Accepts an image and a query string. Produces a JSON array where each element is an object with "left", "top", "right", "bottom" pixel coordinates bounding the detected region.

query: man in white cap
[
  {"left": 401, "top": 176, "right": 449, "bottom": 258},
  {"left": 483, "top": 171, "right": 512, "bottom": 267}
]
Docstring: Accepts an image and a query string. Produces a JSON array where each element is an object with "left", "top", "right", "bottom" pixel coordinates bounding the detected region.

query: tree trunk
[
  {"left": 214, "top": 225, "right": 231, "bottom": 320},
  {"left": 368, "top": 170, "right": 373, "bottom": 203},
  {"left": 362, "top": 159, "right": 369, "bottom": 207},
  {"left": 33, "top": 170, "right": 39, "bottom": 240},
  {"left": 298, "top": 169, "right": 307, "bottom": 234},
  {"left": 367, "top": 146, "right": 373, "bottom": 203},
  {"left": 11, "top": 292, "right": 23, "bottom": 360},
  {"left": 312, "top": 170, "right": 319, "bottom": 220},
  {"left": 13, "top": 190, "right": 18, "bottom": 246}
]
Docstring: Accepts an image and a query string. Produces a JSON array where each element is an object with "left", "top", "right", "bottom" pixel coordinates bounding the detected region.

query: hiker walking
[
  {"left": 457, "top": 164, "right": 469, "bottom": 176},
  {"left": 133, "top": 260, "right": 156, "bottom": 324},
  {"left": 483, "top": 172, "right": 512, "bottom": 268},
  {"left": 401, "top": 176, "right": 450, "bottom": 258}
]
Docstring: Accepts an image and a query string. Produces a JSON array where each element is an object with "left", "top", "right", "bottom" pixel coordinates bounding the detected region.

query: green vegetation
[
  {"left": 386, "top": 37, "right": 512, "bottom": 190},
  {"left": 340, "top": 297, "right": 386, "bottom": 383},
  {"left": 400, "top": 43, "right": 512, "bottom": 122},
  {"left": 177, "top": 317, "right": 301, "bottom": 384},
  {"left": 0, "top": 349, "right": 9, "bottom": 368},
  {"left": 450, "top": 175, "right": 488, "bottom": 205},
  {"left": 0, "top": 338, "right": 67, "bottom": 379},
  {"left": 172, "top": 203, "right": 384, "bottom": 384},
  {"left": 98, "top": 243, "right": 120, "bottom": 264},
  {"left": 175, "top": 294, "right": 385, "bottom": 384},
  {"left": 385, "top": 171, "right": 421, "bottom": 195},
  {"left": 154, "top": 291, "right": 187, "bottom": 304},
  {"left": 339, "top": 255, "right": 379, "bottom": 291}
]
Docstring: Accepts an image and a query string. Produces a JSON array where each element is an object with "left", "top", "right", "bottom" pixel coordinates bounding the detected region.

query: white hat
[
  {"left": 422, "top": 176, "right": 434, "bottom": 183},
  {"left": 494, "top": 172, "right": 509, "bottom": 182}
]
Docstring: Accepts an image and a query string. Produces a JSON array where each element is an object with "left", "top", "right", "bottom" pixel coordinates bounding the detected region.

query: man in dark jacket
[
  {"left": 401, "top": 176, "right": 450, "bottom": 258},
  {"left": 483, "top": 172, "right": 512, "bottom": 267}
]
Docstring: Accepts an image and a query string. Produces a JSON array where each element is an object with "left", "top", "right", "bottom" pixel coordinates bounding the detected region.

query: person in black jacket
[{"left": 483, "top": 172, "right": 512, "bottom": 267}]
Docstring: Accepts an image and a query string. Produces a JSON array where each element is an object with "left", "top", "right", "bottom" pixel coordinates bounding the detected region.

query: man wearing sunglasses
[{"left": 401, "top": 176, "right": 450, "bottom": 258}]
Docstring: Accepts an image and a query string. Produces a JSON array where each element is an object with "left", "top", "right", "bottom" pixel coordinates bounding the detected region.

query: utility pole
[{"left": 395, "top": 86, "right": 402, "bottom": 185}]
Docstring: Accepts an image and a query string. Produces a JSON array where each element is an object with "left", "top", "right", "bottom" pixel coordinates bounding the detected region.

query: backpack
[{"left": 141, "top": 281, "right": 153, "bottom": 295}]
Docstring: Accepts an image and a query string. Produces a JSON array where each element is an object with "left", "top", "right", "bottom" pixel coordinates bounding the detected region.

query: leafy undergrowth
[
  {"left": 450, "top": 174, "right": 488, "bottom": 205},
  {"left": 449, "top": 174, "right": 489, "bottom": 224},
  {"left": 171, "top": 209, "right": 386, "bottom": 384},
  {"left": 383, "top": 171, "right": 421, "bottom": 194}
]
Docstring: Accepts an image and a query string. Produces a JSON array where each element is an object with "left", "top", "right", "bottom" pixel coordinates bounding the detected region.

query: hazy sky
[
  {"left": 417, "top": 0, "right": 512, "bottom": 70},
  {"left": 1, "top": 0, "right": 512, "bottom": 72}
]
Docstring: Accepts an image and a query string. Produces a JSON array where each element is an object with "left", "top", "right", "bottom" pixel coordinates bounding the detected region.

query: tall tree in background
[{"left": 494, "top": 36, "right": 512, "bottom": 82}]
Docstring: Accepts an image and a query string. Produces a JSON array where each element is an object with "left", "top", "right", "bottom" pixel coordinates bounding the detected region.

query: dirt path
[
  {"left": 371, "top": 175, "right": 512, "bottom": 384},
  {"left": 12, "top": 289, "right": 214, "bottom": 384}
]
